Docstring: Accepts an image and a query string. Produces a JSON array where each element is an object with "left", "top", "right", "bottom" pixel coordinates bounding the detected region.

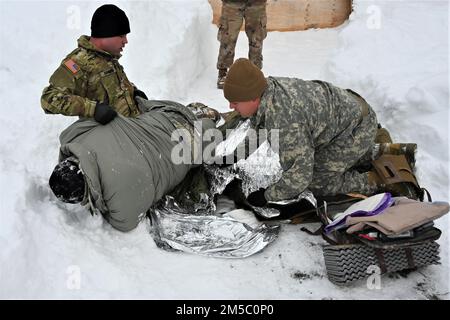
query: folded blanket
[
  {"left": 346, "top": 197, "right": 449, "bottom": 235},
  {"left": 324, "top": 193, "right": 393, "bottom": 234}
]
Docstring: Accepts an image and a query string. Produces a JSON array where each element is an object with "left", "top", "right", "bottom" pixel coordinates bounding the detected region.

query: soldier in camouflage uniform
[
  {"left": 41, "top": 5, "right": 146, "bottom": 124},
  {"left": 223, "top": 58, "right": 379, "bottom": 206},
  {"left": 216, "top": 0, "right": 267, "bottom": 89}
]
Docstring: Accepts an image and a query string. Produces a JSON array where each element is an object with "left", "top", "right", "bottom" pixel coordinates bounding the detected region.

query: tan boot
[
  {"left": 375, "top": 127, "right": 393, "bottom": 143},
  {"left": 217, "top": 69, "right": 227, "bottom": 89},
  {"left": 371, "top": 154, "right": 423, "bottom": 200},
  {"left": 375, "top": 143, "right": 417, "bottom": 170}
]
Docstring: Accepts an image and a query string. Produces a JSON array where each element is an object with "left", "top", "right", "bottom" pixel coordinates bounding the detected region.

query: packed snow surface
[{"left": 0, "top": 0, "right": 448, "bottom": 299}]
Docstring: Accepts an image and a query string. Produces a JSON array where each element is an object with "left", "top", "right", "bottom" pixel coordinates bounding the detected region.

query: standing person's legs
[
  {"left": 243, "top": 2, "right": 267, "bottom": 69},
  {"left": 217, "top": 2, "right": 245, "bottom": 71},
  {"left": 309, "top": 104, "right": 378, "bottom": 196}
]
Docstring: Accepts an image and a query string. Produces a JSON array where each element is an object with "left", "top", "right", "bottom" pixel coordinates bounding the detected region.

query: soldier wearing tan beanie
[
  {"left": 222, "top": 58, "right": 381, "bottom": 207},
  {"left": 224, "top": 58, "right": 268, "bottom": 103}
]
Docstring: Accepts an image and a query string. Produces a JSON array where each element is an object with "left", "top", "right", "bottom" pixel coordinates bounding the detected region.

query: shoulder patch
[{"left": 63, "top": 59, "right": 80, "bottom": 74}]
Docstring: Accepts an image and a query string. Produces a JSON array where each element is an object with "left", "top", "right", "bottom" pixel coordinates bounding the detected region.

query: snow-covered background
[{"left": 0, "top": 0, "right": 448, "bottom": 299}]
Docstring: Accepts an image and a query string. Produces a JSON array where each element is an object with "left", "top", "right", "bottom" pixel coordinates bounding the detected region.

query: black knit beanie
[
  {"left": 49, "top": 158, "right": 86, "bottom": 204},
  {"left": 91, "top": 4, "right": 130, "bottom": 38}
]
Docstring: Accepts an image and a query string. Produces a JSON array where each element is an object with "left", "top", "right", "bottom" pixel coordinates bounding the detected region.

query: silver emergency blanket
[
  {"left": 149, "top": 118, "right": 315, "bottom": 258},
  {"left": 214, "top": 118, "right": 282, "bottom": 196},
  {"left": 211, "top": 119, "right": 317, "bottom": 218},
  {"left": 150, "top": 197, "right": 280, "bottom": 258}
]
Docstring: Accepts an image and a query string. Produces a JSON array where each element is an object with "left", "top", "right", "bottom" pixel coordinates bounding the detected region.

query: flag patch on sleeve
[{"left": 64, "top": 59, "right": 80, "bottom": 74}]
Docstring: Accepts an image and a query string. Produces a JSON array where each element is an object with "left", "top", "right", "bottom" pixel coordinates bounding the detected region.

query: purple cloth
[{"left": 324, "top": 193, "right": 393, "bottom": 234}]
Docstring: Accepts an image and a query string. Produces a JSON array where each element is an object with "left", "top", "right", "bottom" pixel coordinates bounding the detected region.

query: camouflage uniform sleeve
[
  {"left": 265, "top": 122, "right": 315, "bottom": 202},
  {"left": 40, "top": 63, "right": 96, "bottom": 117}
]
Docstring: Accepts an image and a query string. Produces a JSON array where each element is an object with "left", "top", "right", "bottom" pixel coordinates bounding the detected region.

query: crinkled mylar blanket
[{"left": 150, "top": 119, "right": 316, "bottom": 258}]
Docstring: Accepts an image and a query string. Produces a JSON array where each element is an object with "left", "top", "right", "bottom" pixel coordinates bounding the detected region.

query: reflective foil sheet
[
  {"left": 210, "top": 119, "right": 317, "bottom": 218},
  {"left": 235, "top": 140, "right": 283, "bottom": 197},
  {"left": 213, "top": 119, "right": 283, "bottom": 197},
  {"left": 149, "top": 118, "right": 316, "bottom": 257},
  {"left": 268, "top": 189, "right": 317, "bottom": 207},
  {"left": 150, "top": 202, "right": 280, "bottom": 258},
  {"left": 214, "top": 118, "right": 252, "bottom": 159}
]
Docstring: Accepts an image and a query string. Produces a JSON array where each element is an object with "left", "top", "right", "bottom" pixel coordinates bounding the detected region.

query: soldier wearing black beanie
[
  {"left": 91, "top": 4, "right": 130, "bottom": 38},
  {"left": 41, "top": 4, "right": 149, "bottom": 124}
]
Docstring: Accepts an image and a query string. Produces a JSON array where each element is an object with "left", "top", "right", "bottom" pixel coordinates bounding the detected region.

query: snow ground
[{"left": 0, "top": 0, "right": 448, "bottom": 299}]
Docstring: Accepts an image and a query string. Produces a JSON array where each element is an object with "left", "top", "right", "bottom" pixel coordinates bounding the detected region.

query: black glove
[
  {"left": 246, "top": 188, "right": 267, "bottom": 207},
  {"left": 94, "top": 103, "right": 117, "bottom": 125},
  {"left": 133, "top": 88, "right": 148, "bottom": 100}
]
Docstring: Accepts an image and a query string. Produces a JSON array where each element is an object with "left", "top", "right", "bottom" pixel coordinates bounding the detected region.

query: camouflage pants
[
  {"left": 217, "top": 1, "right": 267, "bottom": 70},
  {"left": 308, "top": 99, "right": 379, "bottom": 196}
]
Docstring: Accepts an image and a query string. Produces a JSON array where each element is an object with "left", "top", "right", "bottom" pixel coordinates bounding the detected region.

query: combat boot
[
  {"left": 370, "top": 154, "right": 423, "bottom": 200},
  {"left": 375, "top": 125, "right": 393, "bottom": 143},
  {"left": 217, "top": 68, "right": 227, "bottom": 89},
  {"left": 374, "top": 143, "right": 417, "bottom": 171},
  {"left": 368, "top": 169, "right": 421, "bottom": 200}
]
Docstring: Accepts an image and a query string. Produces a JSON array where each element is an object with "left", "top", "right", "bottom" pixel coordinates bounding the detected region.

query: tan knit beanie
[{"left": 223, "top": 58, "right": 268, "bottom": 102}]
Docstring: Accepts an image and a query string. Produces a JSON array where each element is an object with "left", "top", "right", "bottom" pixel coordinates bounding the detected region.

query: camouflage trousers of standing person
[
  {"left": 217, "top": 1, "right": 267, "bottom": 70},
  {"left": 308, "top": 97, "right": 379, "bottom": 196}
]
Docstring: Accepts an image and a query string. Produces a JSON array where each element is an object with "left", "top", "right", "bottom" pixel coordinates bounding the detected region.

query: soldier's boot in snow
[
  {"left": 217, "top": 68, "right": 227, "bottom": 89},
  {"left": 369, "top": 154, "right": 424, "bottom": 200},
  {"left": 374, "top": 143, "right": 417, "bottom": 171}
]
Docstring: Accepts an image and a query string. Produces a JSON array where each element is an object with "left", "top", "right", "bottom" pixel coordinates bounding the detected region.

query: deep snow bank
[
  {"left": 122, "top": 0, "right": 217, "bottom": 100},
  {"left": 0, "top": 0, "right": 448, "bottom": 299},
  {"left": 0, "top": 0, "right": 220, "bottom": 299},
  {"left": 322, "top": 0, "right": 449, "bottom": 201}
]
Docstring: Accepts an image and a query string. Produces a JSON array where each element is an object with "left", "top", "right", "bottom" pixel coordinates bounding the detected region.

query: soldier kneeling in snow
[
  {"left": 41, "top": 4, "right": 147, "bottom": 122},
  {"left": 222, "top": 58, "right": 422, "bottom": 207}
]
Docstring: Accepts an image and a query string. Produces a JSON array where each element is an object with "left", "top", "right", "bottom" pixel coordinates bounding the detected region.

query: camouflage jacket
[
  {"left": 41, "top": 35, "right": 140, "bottom": 118},
  {"left": 251, "top": 77, "right": 364, "bottom": 201}
]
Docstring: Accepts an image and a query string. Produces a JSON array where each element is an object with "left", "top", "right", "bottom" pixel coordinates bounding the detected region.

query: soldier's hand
[
  {"left": 133, "top": 88, "right": 148, "bottom": 100},
  {"left": 94, "top": 103, "right": 117, "bottom": 125},
  {"left": 246, "top": 188, "right": 267, "bottom": 207}
]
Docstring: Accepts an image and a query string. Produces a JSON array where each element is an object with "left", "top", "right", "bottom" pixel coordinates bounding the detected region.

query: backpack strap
[
  {"left": 300, "top": 225, "right": 323, "bottom": 236},
  {"left": 375, "top": 249, "right": 388, "bottom": 273}
]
